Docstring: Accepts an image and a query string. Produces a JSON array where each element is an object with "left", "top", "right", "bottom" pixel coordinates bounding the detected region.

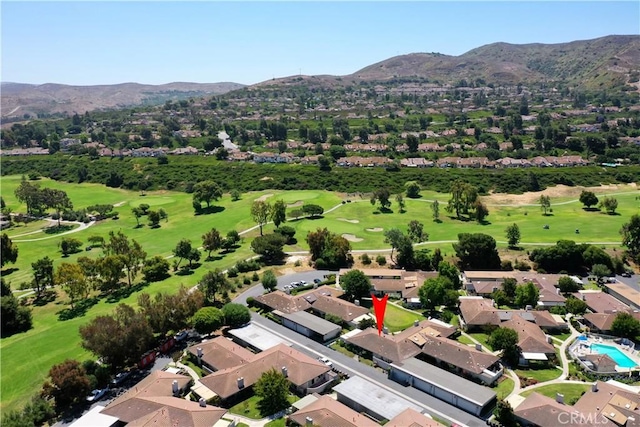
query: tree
[
  {"left": 131, "top": 207, "right": 144, "bottom": 227},
  {"left": 502, "top": 278, "right": 517, "bottom": 299},
  {"left": 192, "top": 307, "right": 225, "bottom": 335},
  {"left": 77, "top": 256, "right": 100, "bottom": 290},
  {"left": 142, "top": 256, "right": 170, "bottom": 282},
  {"left": 274, "top": 225, "right": 296, "bottom": 244},
  {"left": 306, "top": 228, "right": 352, "bottom": 268},
  {"left": 192, "top": 180, "right": 223, "bottom": 208},
  {"left": 262, "top": 269, "right": 278, "bottom": 292},
  {"left": 199, "top": 269, "right": 231, "bottom": 303},
  {"left": 271, "top": 199, "right": 287, "bottom": 228},
  {"left": 251, "top": 200, "right": 271, "bottom": 236},
  {"left": 438, "top": 261, "right": 462, "bottom": 289},
  {"left": 147, "top": 210, "right": 161, "bottom": 228},
  {"left": 488, "top": 327, "right": 520, "bottom": 365},
  {"left": 621, "top": 214, "right": 640, "bottom": 260},
  {"left": 384, "top": 228, "right": 405, "bottom": 264},
  {"left": 370, "top": 188, "right": 391, "bottom": 211},
  {"left": 505, "top": 223, "right": 521, "bottom": 249},
  {"left": 55, "top": 263, "right": 88, "bottom": 308},
  {"left": 514, "top": 282, "right": 540, "bottom": 308},
  {"left": 473, "top": 200, "right": 489, "bottom": 223},
  {"left": 138, "top": 286, "right": 203, "bottom": 335},
  {"left": 222, "top": 303, "right": 251, "bottom": 328},
  {"left": 540, "top": 194, "right": 551, "bottom": 215},
  {"left": 104, "top": 231, "right": 146, "bottom": 286},
  {"left": 60, "top": 237, "right": 82, "bottom": 256},
  {"left": 591, "top": 263, "right": 612, "bottom": 282},
  {"left": 582, "top": 245, "right": 613, "bottom": 270},
  {"left": 419, "top": 277, "right": 452, "bottom": 311},
  {"left": 251, "top": 233, "right": 287, "bottom": 263},
  {"left": 202, "top": 228, "right": 223, "bottom": 259},
  {"left": 558, "top": 276, "right": 581, "bottom": 293},
  {"left": 407, "top": 220, "right": 427, "bottom": 243},
  {"left": 446, "top": 180, "right": 478, "bottom": 219},
  {"left": 1, "top": 233, "right": 18, "bottom": 267},
  {"left": 565, "top": 297, "right": 588, "bottom": 315},
  {"left": 494, "top": 399, "right": 517, "bottom": 427},
  {"left": 14, "top": 177, "right": 44, "bottom": 215},
  {"left": 340, "top": 269, "right": 371, "bottom": 301},
  {"left": 41, "top": 188, "right": 73, "bottom": 226},
  {"left": 173, "top": 239, "right": 193, "bottom": 270},
  {"left": 230, "top": 189, "right": 241, "bottom": 201},
  {"left": 254, "top": 368, "right": 290, "bottom": 416},
  {"left": 1, "top": 279, "right": 33, "bottom": 337},
  {"left": 42, "top": 360, "right": 91, "bottom": 409},
  {"left": 301, "top": 204, "right": 324, "bottom": 218},
  {"left": 187, "top": 248, "right": 201, "bottom": 268},
  {"left": 307, "top": 228, "right": 330, "bottom": 261},
  {"left": 431, "top": 200, "right": 440, "bottom": 222},
  {"left": 79, "top": 303, "right": 155, "bottom": 368},
  {"left": 405, "top": 181, "right": 421, "bottom": 198},
  {"left": 97, "top": 255, "right": 125, "bottom": 291},
  {"left": 611, "top": 312, "right": 640, "bottom": 340},
  {"left": 396, "top": 193, "right": 405, "bottom": 213},
  {"left": 87, "top": 235, "right": 105, "bottom": 247},
  {"left": 579, "top": 190, "right": 599, "bottom": 209},
  {"left": 431, "top": 248, "right": 443, "bottom": 271},
  {"left": 599, "top": 196, "right": 618, "bottom": 214},
  {"left": 453, "top": 233, "right": 501, "bottom": 270}
]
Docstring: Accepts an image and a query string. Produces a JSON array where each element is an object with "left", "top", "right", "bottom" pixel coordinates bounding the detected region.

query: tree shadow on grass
[
  {"left": 33, "top": 290, "right": 57, "bottom": 306},
  {"left": 43, "top": 224, "right": 73, "bottom": 234},
  {"left": 0, "top": 267, "right": 19, "bottom": 276},
  {"left": 176, "top": 268, "right": 195, "bottom": 276},
  {"left": 57, "top": 296, "right": 100, "bottom": 321},
  {"left": 194, "top": 206, "right": 226, "bottom": 216},
  {"left": 478, "top": 219, "right": 492, "bottom": 226},
  {"left": 205, "top": 255, "right": 224, "bottom": 262},
  {"left": 582, "top": 207, "right": 600, "bottom": 212},
  {"left": 105, "top": 282, "right": 148, "bottom": 303},
  {"left": 603, "top": 211, "right": 621, "bottom": 216}
]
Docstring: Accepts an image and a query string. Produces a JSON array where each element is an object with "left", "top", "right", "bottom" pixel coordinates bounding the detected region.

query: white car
[
  {"left": 318, "top": 356, "right": 333, "bottom": 367},
  {"left": 290, "top": 281, "right": 300, "bottom": 287},
  {"left": 86, "top": 388, "right": 107, "bottom": 402},
  {"left": 299, "top": 280, "right": 307, "bottom": 285}
]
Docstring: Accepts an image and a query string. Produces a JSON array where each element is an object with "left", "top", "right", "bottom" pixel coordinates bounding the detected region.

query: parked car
[
  {"left": 174, "top": 330, "right": 189, "bottom": 342},
  {"left": 318, "top": 356, "right": 333, "bottom": 367},
  {"left": 290, "top": 281, "right": 300, "bottom": 287},
  {"left": 86, "top": 388, "right": 107, "bottom": 402},
  {"left": 621, "top": 271, "right": 632, "bottom": 278},
  {"left": 111, "top": 371, "right": 131, "bottom": 385},
  {"left": 299, "top": 280, "right": 307, "bottom": 286},
  {"left": 313, "top": 278, "right": 322, "bottom": 284}
]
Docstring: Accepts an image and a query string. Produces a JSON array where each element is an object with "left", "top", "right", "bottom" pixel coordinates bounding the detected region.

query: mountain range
[{"left": 2, "top": 35, "right": 639, "bottom": 118}]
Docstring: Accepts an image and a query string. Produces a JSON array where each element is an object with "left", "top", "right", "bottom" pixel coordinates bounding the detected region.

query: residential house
[
  {"left": 187, "top": 336, "right": 254, "bottom": 374},
  {"left": 582, "top": 354, "right": 619, "bottom": 373},
  {"left": 400, "top": 157, "right": 434, "bottom": 168},
  {"left": 287, "top": 395, "right": 379, "bottom": 427},
  {"left": 336, "top": 156, "right": 391, "bottom": 167},
  {"left": 197, "top": 343, "right": 332, "bottom": 403},
  {"left": 304, "top": 293, "right": 369, "bottom": 327},
  {"left": 170, "top": 146, "right": 199, "bottom": 155},
  {"left": 338, "top": 268, "right": 436, "bottom": 298},
  {"left": 583, "top": 310, "right": 640, "bottom": 334},
  {"left": 253, "top": 152, "right": 296, "bottom": 163},
  {"left": 253, "top": 291, "right": 312, "bottom": 314},
  {"left": 344, "top": 328, "right": 422, "bottom": 367},
  {"left": 275, "top": 310, "right": 342, "bottom": 342},
  {"left": 228, "top": 151, "right": 252, "bottom": 162},
  {"left": 386, "top": 408, "right": 442, "bottom": 427},
  {"left": 603, "top": 281, "right": 640, "bottom": 310},
  {"left": 100, "top": 370, "right": 226, "bottom": 426},
  {"left": 501, "top": 314, "right": 556, "bottom": 363},
  {"left": 299, "top": 155, "right": 320, "bottom": 165},
  {"left": 513, "top": 392, "right": 573, "bottom": 426},
  {"left": 575, "top": 291, "right": 630, "bottom": 313}
]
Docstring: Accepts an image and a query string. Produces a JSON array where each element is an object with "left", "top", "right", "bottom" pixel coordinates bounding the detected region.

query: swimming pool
[{"left": 590, "top": 343, "right": 638, "bottom": 369}]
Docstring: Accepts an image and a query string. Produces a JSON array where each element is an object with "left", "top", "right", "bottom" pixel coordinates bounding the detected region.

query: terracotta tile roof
[
  {"left": 199, "top": 343, "right": 329, "bottom": 399},
  {"left": 419, "top": 336, "right": 500, "bottom": 374},
  {"left": 288, "top": 395, "right": 378, "bottom": 427},
  {"left": 187, "top": 336, "right": 254, "bottom": 371},
  {"left": 344, "top": 329, "right": 421, "bottom": 363},
  {"left": 502, "top": 314, "right": 555, "bottom": 354},
  {"left": 514, "top": 392, "right": 572, "bottom": 426},
  {"left": 100, "top": 371, "right": 226, "bottom": 425},
  {"left": 254, "top": 291, "right": 311, "bottom": 314},
  {"left": 387, "top": 408, "right": 441, "bottom": 427}
]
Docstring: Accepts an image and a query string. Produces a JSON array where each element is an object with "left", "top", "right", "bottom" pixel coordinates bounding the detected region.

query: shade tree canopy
[
  {"left": 452, "top": 233, "right": 501, "bottom": 270},
  {"left": 340, "top": 269, "right": 371, "bottom": 301}
]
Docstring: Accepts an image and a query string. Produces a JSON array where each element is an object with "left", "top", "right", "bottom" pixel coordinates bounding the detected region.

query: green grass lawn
[
  {"left": 515, "top": 367, "right": 563, "bottom": 383},
  {"left": 228, "top": 394, "right": 299, "bottom": 419},
  {"left": 549, "top": 331, "right": 572, "bottom": 342},
  {"left": 494, "top": 377, "right": 515, "bottom": 400},
  {"left": 375, "top": 303, "right": 425, "bottom": 333},
  {"left": 1, "top": 176, "right": 638, "bottom": 413},
  {"left": 456, "top": 334, "right": 476, "bottom": 346},
  {"left": 469, "top": 332, "right": 492, "bottom": 349},
  {"left": 520, "top": 383, "right": 591, "bottom": 404},
  {"left": 265, "top": 419, "right": 286, "bottom": 427}
]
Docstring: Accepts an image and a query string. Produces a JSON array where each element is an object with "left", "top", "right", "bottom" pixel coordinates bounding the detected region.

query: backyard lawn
[
  {"left": 494, "top": 377, "right": 515, "bottom": 400},
  {"left": 520, "top": 383, "right": 591, "bottom": 404},
  {"left": 228, "top": 394, "right": 300, "bottom": 419},
  {"left": 516, "top": 367, "right": 563, "bottom": 383},
  {"left": 375, "top": 302, "right": 425, "bottom": 333}
]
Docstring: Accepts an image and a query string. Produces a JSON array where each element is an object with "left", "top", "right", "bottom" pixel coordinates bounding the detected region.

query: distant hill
[
  {"left": 350, "top": 35, "right": 640, "bottom": 88},
  {"left": 0, "top": 81, "right": 244, "bottom": 118}
]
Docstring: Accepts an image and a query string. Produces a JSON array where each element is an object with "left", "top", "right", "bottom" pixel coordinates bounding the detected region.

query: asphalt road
[
  {"left": 233, "top": 270, "right": 333, "bottom": 305},
  {"left": 613, "top": 274, "right": 639, "bottom": 292}
]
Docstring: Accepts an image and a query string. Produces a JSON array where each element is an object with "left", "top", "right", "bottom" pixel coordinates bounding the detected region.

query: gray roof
[
  {"left": 333, "top": 376, "right": 424, "bottom": 421},
  {"left": 228, "top": 322, "right": 291, "bottom": 351},
  {"left": 277, "top": 310, "right": 342, "bottom": 336},
  {"left": 391, "top": 357, "right": 496, "bottom": 407}
]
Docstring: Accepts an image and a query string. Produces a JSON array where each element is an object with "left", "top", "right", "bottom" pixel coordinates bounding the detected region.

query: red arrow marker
[{"left": 371, "top": 293, "right": 389, "bottom": 336}]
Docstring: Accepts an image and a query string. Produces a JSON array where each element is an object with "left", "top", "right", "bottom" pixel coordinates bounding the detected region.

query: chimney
[
  {"left": 556, "top": 288, "right": 560, "bottom": 295},
  {"left": 592, "top": 382, "right": 598, "bottom": 392},
  {"left": 582, "top": 294, "right": 586, "bottom": 301},
  {"left": 281, "top": 366, "right": 288, "bottom": 377},
  {"left": 305, "top": 417, "right": 313, "bottom": 426},
  {"left": 199, "top": 397, "right": 206, "bottom": 407},
  {"left": 355, "top": 300, "right": 360, "bottom": 306},
  {"left": 546, "top": 335, "right": 553, "bottom": 343},
  {"left": 414, "top": 320, "right": 419, "bottom": 327},
  {"left": 172, "top": 380, "right": 179, "bottom": 395},
  {"left": 237, "top": 377, "right": 244, "bottom": 389},
  {"left": 383, "top": 326, "right": 389, "bottom": 334},
  {"left": 475, "top": 343, "right": 482, "bottom": 351},
  {"left": 556, "top": 393, "right": 564, "bottom": 404},
  {"left": 197, "top": 347, "right": 203, "bottom": 359}
]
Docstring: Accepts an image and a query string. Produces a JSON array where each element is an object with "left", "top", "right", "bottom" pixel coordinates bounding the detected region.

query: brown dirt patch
[
  {"left": 342, "top": 233, "right": 363, "bottom": 242},
  {"left": 287, "top": 201, "right": 304, "bottom": 208},
  {"left": 255, "top": 193, "right": 273, "bottom": 202},
  {"left": 484, "top": 183, "right": 637, "bottom": 206}
]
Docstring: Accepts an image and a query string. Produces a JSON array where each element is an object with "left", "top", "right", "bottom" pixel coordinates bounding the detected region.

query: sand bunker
[
  {"left": 342, "top": 234, "right": 363, "bottom": 242},
  {"left": 485, "top": 183, "right": 637, "bottom": 206},
  {"left": 255, "top": 194, "right": 273, "bottom": 202},
  {"left": 366, "top": 228, "right": 384, "bottom": 232},
  {"left": 337, "top": 218, "right": 360, "bottom": 224},
  {"left": 287, "top": 201, "right": 304, "bottom": 208}
]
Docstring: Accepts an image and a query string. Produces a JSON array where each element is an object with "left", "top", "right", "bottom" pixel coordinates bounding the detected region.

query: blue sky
[{"left": 2, "top": 1, "right": 639, "bottom": 86}]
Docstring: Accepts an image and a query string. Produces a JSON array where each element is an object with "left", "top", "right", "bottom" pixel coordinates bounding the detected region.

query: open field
[{"left": 0, "top": 176, "right": 638, "bottom": 412}]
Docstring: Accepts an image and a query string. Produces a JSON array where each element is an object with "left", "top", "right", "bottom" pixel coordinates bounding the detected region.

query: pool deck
[{"left": 571, "top": 336, "right": 640, "bottom": 372}]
